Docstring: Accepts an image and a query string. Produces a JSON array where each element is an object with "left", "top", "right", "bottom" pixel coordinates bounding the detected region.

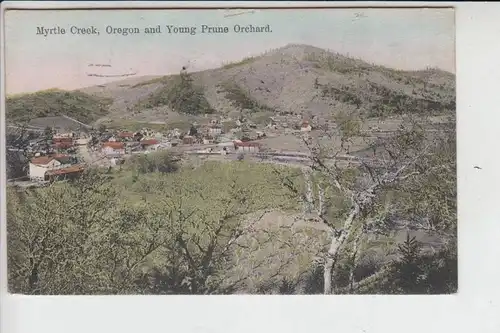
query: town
[
  {"left": 7, "top": 111, "right": 451, "bottom": 188},
  {"left": 7, "top": 113, "right": 321, "bottom": 185}
]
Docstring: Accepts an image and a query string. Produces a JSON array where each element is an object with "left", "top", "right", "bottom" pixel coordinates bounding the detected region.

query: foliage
[
  {"left": 7, "top": 162, "right": 303, "bottom": 294},
  {"left": 127, "top": 151, "right": 180, "bottom": 175},
  {"left": 219, "top": 82, "right": 273, "bottom": 113},
  {"left": 6, "top": 89, "right": 112, "bottom": 124},
  {"left": 372, "top": 235, "right": 457, "bottom": 294},
  {"left": 136, "top": 71, "right": 215, "bottom": 115},
  {"left": 221, "top": 56, "right": 258, "bottom": 70}
]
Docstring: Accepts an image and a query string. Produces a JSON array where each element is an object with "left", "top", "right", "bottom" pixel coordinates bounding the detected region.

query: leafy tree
[{"left": 127, "top": 151, "right": 180, "bottom": 175}]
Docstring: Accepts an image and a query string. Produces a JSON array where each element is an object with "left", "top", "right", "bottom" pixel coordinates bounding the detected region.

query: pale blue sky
[{"left": 4, "top": 8, "right": 455, "bottom": 94}]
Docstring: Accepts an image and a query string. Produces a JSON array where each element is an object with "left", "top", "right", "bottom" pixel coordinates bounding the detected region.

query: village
[{"left": 7, "top": 113, "right": 321, "bottom": 186}]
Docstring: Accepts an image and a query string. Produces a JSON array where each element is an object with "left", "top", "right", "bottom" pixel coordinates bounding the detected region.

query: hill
[
  {"left": 79, "top": 44, "right": 455, "bottom": 126},
  {"left": 5, "top": 89, "right": 112, "bottom": 125}
]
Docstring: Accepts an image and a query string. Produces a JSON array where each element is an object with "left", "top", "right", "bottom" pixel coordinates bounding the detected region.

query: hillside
[
  {"left": 79, "top": 44, "right": 455, "bottom": 126},
  {"left": 6, "top": 89, "right": 112, "bottom": 125}
]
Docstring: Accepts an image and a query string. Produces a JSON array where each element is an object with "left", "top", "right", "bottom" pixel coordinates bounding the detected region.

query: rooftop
[
  {"left": 140, "top": 139, "right": 160, "bottom": 146},
  {"left": 102, "top": 142, "right": 125, "bottom": 149},
  {"left": 46, "top": 165, "right": 85, "bottom": 176}
]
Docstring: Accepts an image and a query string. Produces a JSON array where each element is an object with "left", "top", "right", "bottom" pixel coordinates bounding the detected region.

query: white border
[{"left": 2, "top": 2, "right": 500, "bottom": 333}]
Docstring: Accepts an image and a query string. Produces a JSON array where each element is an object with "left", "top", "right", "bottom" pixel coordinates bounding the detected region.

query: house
[
  {"left": 53, "top": 141, "right": 74, "bottom": 150},
  {"left": 53, "top": 132, "right": 74, "bottom": 139},
  {"left": 183, "top": 136, "right": 195, "bottom": 145},
  {"left": 29, "top": 155, "right": 73, "bottom": 181},
  {"left": 117, "top": 131, "right": 135, "bottom": 140},
  {"left": 300, "top": 121, "right": 312, "bottom": 132},
  {"left": 53, "top": 137, "right": 73, "bottom": 144},
  {"left": 172, "top": 128, "right": 182, "bottom": 138},
  {"left": 140, "top": 139, "right": 160, "bottom": 151},
  {"left": 101, "top": 142, "right": 125, "bottom": 157},
  {"left": 209, "top": 126, "right": 222, "bottom": 136},
  {"left": 234, "top": 141, "right": 261, "bottom": 153},
  {"left": 45, "top": 165, "right": 85, "bottom": 182}
]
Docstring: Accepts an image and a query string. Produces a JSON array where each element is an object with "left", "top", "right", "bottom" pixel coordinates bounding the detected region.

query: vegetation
[
  {"left": 135, "top": 71, "right": 215, "bottom": 115},
  {"left": 127, "top": 151, "right": 180, "bottom": 175},
  {"left": 221, "top": 56, "right": 259, "bottom": 70},
  {"left": 315, "top": 79, "right": 455, "bottom": 118},
  {"left": 7, "top": 162, "right": 306, "bottom": 294},
  {"left": 219, "top": 82, "right": 274, "bottom": 113},
  {"left": 6, "top": 117, "right": 457, "bottom": 294},
  {"left": 6, "top": 89, "right": 112, "bottom": 124},
  {"left": 273, "top": 114, "right": 457, "bottom": 294},
  {"left": 5, "top": 46, "right": 457, "bottom": 295}
]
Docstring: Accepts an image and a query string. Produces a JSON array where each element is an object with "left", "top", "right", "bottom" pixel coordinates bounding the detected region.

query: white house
[
  {"left": 29, "top": 155, "right": 72, "bottom": 181},
  {"left": 209, "top": 127, "right": 222, "bottom": 136},
  {"left": 234, "top": 141, "right": 261, "bottom": 154},
  {"left": 101, "top": 142, "right": 126, "bottom": 156},
  {"left": 300, "top": 121, "right": 312, "bottom": 132}
]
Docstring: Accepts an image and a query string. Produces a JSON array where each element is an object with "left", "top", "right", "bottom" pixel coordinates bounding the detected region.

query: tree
[
  {"left": 7, "top": 162, "right": 304, "bottom": 294},
  {"left": 275, "top": 113, "right": 456, "bottom": 294},
  {"left": 189, "top": 125, "right": 198, "bottom": 137}
]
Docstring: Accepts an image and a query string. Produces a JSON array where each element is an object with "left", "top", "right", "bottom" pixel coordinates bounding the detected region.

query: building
[
  {"left": 53, "top": 132, "right": 74, "bottom": 139},
  {"left": 117, "top": 131, "right": 135, "bottom": 140},
  {"left": 101, "top": 142, "right": 126, "bottom": 157},
  {"left": 300, "top": 121, "right": 312, "bottom": 132},
  {"left": 29, "top": 155, "right": 73, "bottom": 181},
  {"left": 140, "top": 139, "right": 160, "bottom": 151},
  {"left": 234, "top": 141, "right": 261, "bottom": 153},
  {"left": 53, "top": 141, "right": 74, "bottom": 150},
  {"left": 45, "top": 165, "right": 85, "bottom": 182},
  {"left": 183, "top": 136, "right": 195, "bottom": 145},
  {"left": 53, "top": 137, "right": 73, "bottom": 144},
  {"left": 209, "top": 126, "right": 222, "bottom": 136}
]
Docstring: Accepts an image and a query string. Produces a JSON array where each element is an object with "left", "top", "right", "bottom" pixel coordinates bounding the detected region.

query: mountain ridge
[{"left": 7, "top": 44, "right": 455, "bottom": 127}]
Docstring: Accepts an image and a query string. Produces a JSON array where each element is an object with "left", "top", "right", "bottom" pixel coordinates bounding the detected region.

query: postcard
[{"left": 3, "top": 5, "right": 456, "bottom": 295}]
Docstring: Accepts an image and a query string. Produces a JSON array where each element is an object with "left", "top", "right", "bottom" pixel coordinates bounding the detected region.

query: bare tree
[{"left": 275, "top": 113, "right": 456, "bottom": 294}]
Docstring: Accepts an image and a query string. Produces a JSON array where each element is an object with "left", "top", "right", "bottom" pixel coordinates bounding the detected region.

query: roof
[
  {"left": 31, "top": 154, "right": 72, "bottom": 165},
  {"left": 102, "top": 142, "right": 125, "bottom": 149},
  {"left": 54, "top": 142, "right": 74, "bottom": 148},
  {"left": 31, "top": 156, "right": 54, "bottom": 165},
  {"left": 46, "top": 165, "right": 85, "bottom": 176},
  {"left": 53, "top": 137, "right": 73, "bottom": 142},
  {"left": 118, "top": 131, "right": 135, "bottom": 138},
  {"left": 140, "top": 139, "right": 159, "bottom": 146},
  {"left": 234, "top": 141, "right": 261, "bottom": 147},
  {"left": 53, "top": 154, "right": 72, "bottom": 164}
]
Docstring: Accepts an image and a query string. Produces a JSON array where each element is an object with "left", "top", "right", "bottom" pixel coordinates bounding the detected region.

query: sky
[{"left": 4, "top": 8, "right": 455, "bottom": 95}]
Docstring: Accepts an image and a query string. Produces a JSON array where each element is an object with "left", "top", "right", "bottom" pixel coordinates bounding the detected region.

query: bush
[{"left": 128, "top": 151, "right": 179, "bottom": 174}]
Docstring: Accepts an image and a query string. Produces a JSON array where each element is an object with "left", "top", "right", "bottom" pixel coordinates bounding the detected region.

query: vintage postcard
[{"left": 3, "top": 6, "right": 456, "bottom": 295}]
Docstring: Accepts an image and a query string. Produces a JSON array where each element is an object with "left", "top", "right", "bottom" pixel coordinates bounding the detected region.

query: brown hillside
[{"left": 79, "top": 44, "right": 455, "bottom": 125}]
